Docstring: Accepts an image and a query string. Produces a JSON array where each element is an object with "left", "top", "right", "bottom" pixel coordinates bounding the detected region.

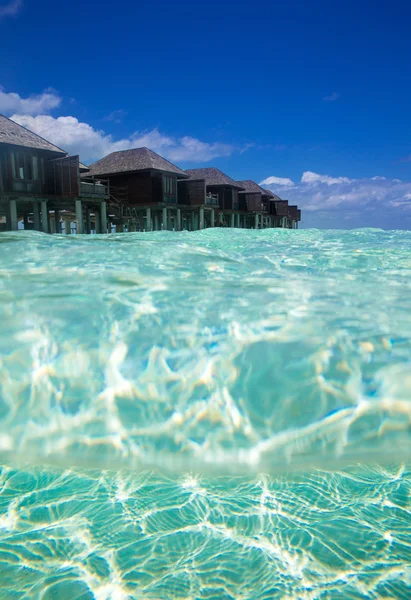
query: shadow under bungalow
[{"left": 0, "top": 114, "right": 301, "bottom": 233}]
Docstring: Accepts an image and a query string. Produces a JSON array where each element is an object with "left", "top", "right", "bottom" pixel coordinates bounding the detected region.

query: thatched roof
[
  {"left": 237, "top": 180, "right": 275, "bottom": 196},
  {"left": 87, "top": 147, "right": 188, "bottom": 177},
  {"left": 260, "top": 188, "right": 283, "bottom": 201},
  {"left": 0, "top": 114, "right": 66, "bottom": 154},
  {"left": 79, "top": 162, "right": 89, "bottom": 172},
  {"left": 186, "top": 168, "right": 244, "bottom": 190}
]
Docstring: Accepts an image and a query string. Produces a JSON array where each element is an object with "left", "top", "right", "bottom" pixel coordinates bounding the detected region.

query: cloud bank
[
  {"left": 0, "top": 0, "right": 22, "bottom": 20},
  {"left": 260, "top": 172, "right": 411, "bottom": 229},
  {"left": 2, "top": 87, "right": 235, "bottom": 164},
  {"left": 0, "top": 88, "right": 61, "bottom": 115},
  {"left": 323, "top": 92, "right": 341, "bottom": 102},
  {"left": 11, "top": 114, "right": 234, "bottom": 164}
]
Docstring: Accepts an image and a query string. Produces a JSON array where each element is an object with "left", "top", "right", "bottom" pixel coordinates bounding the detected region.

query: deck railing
[
  {"left": 80, "top": 179, "right": 109, "bottom": 199},
  {"left": 205, "top": 194, "right": 219, "bottom": 207}
]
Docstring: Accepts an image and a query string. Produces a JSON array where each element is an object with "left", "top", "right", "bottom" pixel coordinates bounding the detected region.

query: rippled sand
[{"left": 0, "top": 229, "right": 410, "bottom": 598}]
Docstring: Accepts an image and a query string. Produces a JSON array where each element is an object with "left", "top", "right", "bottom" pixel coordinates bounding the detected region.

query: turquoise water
[{"left": 0, "top": 229, "right": 410, "bottom": 598}]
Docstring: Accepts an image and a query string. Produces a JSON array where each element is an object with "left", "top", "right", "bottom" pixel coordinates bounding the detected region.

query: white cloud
[
  {"left": 259, "top": 175, "right": 294, "bottom": 187},
  {"left": 10, "top": 114, "right": 234, "bottom": 164},
  {"left": 0, "top": 0, "right": 22, "bottom": 19},
  {"left": 260, "top": 170, "right": 411, "bottom": 229},
  {"left": 323, "top": 92, "right": 341, "bottom": 102},
  {"left": 301, "top": 171, "right": 352, "bottom": 185},
  {"left": 0, "top": 88, "right": 61, "bottom": 115},
  {"left": 104, "top": 109, "right": 127, "bottom": 124}
]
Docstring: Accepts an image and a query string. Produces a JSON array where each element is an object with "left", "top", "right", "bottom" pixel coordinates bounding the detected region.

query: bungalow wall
[
  {"left": 288, "top": 206, "right": 299, "bottom": 221},
  {"left": 269, "top": 200, "right": 289, "bottom": 217},
  {"left": 288, "top": 205, "right": 301, "bottom": 221},
  {"left": 0, "top": 146, "right": 80, "bottom": 199},
  {"left": 241, "top": 193, "right": 263, "bottom": 212},
  {"left": 177, "top": 179, "right": 206, "bottom": 206},
  {"left": 207, "top": 186, "right": 239, "bottom": 210},
  {"left": 107, "top": 171, "right": 178, "bottom": 205}
]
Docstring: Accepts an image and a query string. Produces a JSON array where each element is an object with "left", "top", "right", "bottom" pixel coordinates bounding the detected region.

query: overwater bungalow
[
  {"left": 183, "top": 167, "right": 247, "bottom": 227},
  {"left": 236, "top": 180, "right": 279, "bottom": 228},
  {"left": 84, "top": 147, "right": 189, "bottom": 231},
  {"left": 0, "top": 114, "right": 109, "bottom": 233},
  {"left": 288, "top": 205, "right": 301, "bottom": 229},
  {"left": 0, "top": 114, "right": 302, "bottom": 233}
]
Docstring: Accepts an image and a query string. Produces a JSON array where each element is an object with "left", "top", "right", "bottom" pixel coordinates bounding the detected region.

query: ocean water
[{"left": 0, "top": 228, "right": 410, "bottom": 599}]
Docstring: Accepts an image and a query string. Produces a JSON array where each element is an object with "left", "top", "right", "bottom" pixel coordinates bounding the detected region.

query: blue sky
[{"left": 1, "top": 0, "right": 411, "bottom": 228}]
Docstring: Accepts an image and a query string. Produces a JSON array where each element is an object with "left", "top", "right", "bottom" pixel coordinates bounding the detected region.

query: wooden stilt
[
  {"left": 146, "top": 208, "right": 152, "bottom": 232},
  {"left": 75, "top": 199, "right": 83, "bottom": 234},
  {"left": 9, "top": 199, "right": 18, "bottom": 231},
  {"left": 55, "top": 209, "right": 61, "bottom": 234},
  {"left": 100, "top": 201, "right": 107, "bottom": 233},
  {"left": 41, "top": 201, "right": 49, "bottom": 233},
  {"left": 64, "top": 216, "right": 71, "bottom": 234}
]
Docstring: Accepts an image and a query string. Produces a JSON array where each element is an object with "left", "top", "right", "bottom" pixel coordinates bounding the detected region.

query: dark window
[
  {"left": 11, "top": 153, "right": 40, "bottom": 181},
  {"left": 164, "top": 176, "right": 175, "bottom": 196},
  {"left": 232, "top": 190, "right": 239, "bottom": 210}
]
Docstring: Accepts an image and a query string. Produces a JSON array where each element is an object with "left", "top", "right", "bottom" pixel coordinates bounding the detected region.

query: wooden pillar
[
  {"left": 54, "top": 209, "right": 61, "bottom": 234},
  {"left": 41, "top": 201, "right": 49, "bottom": 233},
  {"left": 75, "top": 199, "right": 83, "bottom": 234},
  {"left": 49, "top": 214, "right": 55, "bottom": 234},
  {"left": 210, "top": 209, "right": 215, "bottom": 227},
  {"left": 32, "top": 203, "right": 40, "bottom": 231},
  {"left": 9, "top": 199, "right": 18, "bottom": 231},
  {"left": 85, "top": 207, "right": 91, "bottom": 234},
  {"left": 154, "top": 213, "right": 159, "bottom": 231},
  {"left": 199, "top": 207, "right": 205, "bottom": 229},
  {"left": 95, "top": 211, "right": 101, "bottom": 234},
  {"left": 255, "top": 213, "right": 259, "bottom": 229},
  {"left": 230, "top": 213, "right": 235, "bottom": 228},
  {"left": 146, "top": 208, "right": 152, "bottom": 232},
  {"left": 162, "top": 207, "right": 167, "bottom": 230},
  {"left": 176, "top": 208, "right": 181, "bottom": 231},
  {"left": 64, "top": 216, "right": 71, "bottom": 235},
  {"left": 100, "top": 201, "right": 107, "bottom": 233},
  {"left": 23, "top": 212, "right": 29, "bottom": 230}
]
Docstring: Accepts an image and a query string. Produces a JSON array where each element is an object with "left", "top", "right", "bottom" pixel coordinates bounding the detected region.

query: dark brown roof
[
  {"left": 237, "top": 180, "right": 275, "bottom": 196},
  {"left": 186, "top": 168, "right": 244, "bottom": 190},
  {"left": 260, "top": 188, "right": 283, "bottom": 201},
  {"left": 0, "top": 114, "right": 66, "bottom": 154},
  {"left": 87, "top": 147, "right": 188, "bottom": 177}
]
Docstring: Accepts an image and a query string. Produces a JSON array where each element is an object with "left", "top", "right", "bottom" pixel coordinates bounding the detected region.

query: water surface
[{"left": 0, "top": 229, "right": 410, "bottom": 598}]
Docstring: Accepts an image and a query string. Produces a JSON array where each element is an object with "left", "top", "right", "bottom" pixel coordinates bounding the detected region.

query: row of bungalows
[
  {"left": 0, "top": 114, "right": 110, "bottom": 233},
  {"left": 0, "top": 114, "right": 301, "bottom": 233}
]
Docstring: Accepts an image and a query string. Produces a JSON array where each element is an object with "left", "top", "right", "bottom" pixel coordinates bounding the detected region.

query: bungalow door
[{"left": 51, "top": 155, "right": 80, "bottom": 197}]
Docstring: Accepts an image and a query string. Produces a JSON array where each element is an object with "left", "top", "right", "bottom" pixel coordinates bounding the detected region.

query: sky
[{"left": 0, "top": 0, "right": 411, "bottom": 228}]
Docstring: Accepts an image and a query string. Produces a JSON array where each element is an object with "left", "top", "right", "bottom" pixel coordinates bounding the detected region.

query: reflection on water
[{"left": 0, "top": 229, "right": 410, "bottom": 597}]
